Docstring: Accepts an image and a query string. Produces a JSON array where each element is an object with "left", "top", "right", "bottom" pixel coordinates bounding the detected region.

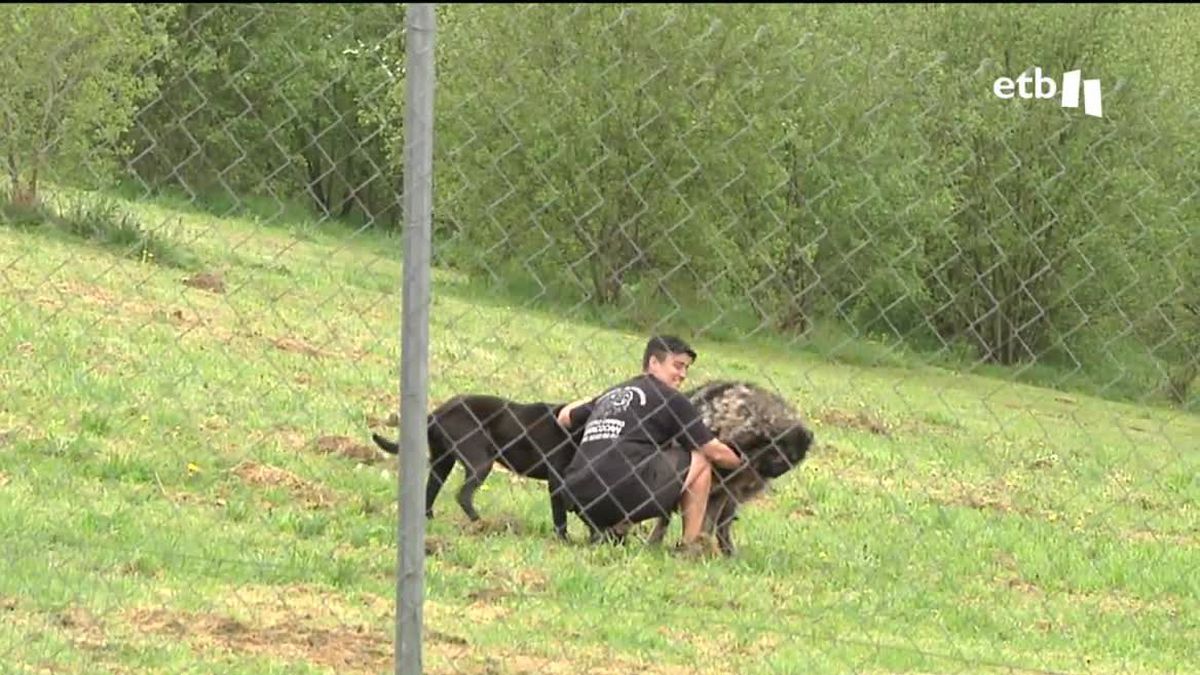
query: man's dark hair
[{"left": 642, "top": 335, "right": 698, "bottom": 370}]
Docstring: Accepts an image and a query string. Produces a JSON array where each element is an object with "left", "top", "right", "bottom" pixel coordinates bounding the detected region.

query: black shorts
[{"left": 563, "top": 444, "right": 694, "bottom": 530}]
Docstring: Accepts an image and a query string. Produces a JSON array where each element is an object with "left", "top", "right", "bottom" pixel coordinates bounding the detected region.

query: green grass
[
  {"left": 1, "top": 189, "right": 1197, "bottom": 674},
  {"left": 2, "top": 188, "right": 201, "bottom": 272}
]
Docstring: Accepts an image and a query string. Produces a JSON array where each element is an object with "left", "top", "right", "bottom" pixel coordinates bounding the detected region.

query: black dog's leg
[
  {"left": 588, "top": 527, "right": 622, "bottom": 546},
  {"left": 579, "top": 513, "right": 609, "bottom": 546},
  {"left": 646, "top": 516, "right": 670, "bottom": 546},
  {"left": 548, "top": 481, "right": 569, "bottom": 541},
  {"left": 456, "top": 460, "right": 493, "bottom": 522},
  {"left": 589, "top": 521, "right": 633, "bottom": 546},
  {"left": 432, "top": 416, "right": 500, "bottom": 524},
  {"left": 544, "top": 451, "right": 571, "bottom": 541},
  {"left": 425, "top": 419, "right": 458, "bottom": 519},
  {"left": 374, "top": 428, "right": 458, "bottom": 521},
  {"left": 715, "top": 501, "right": 739, "bottom": 556},
  {"left": 426, "top": 450, "right": 457, "bottom": 519}
]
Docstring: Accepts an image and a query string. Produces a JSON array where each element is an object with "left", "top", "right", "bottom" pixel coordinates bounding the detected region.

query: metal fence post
[{"left": 397, "top": 4, "right": 436, "bottom": 675}]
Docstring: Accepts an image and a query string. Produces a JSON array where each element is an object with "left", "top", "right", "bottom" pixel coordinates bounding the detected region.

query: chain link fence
[{"left": 1, "top": 3, "right": 1197, "bottom": 674}]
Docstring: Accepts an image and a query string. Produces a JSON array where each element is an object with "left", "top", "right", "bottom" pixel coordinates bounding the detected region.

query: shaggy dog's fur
[
  {"left": 647, "top": 380, "right": 815, "bottom": 555},
  {"left": 370, "top": 394, "right": 584, "bottom": 540}
]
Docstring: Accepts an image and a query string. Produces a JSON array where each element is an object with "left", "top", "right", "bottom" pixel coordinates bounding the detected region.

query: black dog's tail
[
  {"left": 371, "top": 432, "right": 400, "bottom": 455},
  {"left": 371, "top": 413, "right": 445, "bottom": 457}
]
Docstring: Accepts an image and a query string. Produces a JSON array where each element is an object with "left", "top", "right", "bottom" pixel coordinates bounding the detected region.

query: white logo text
[{"left": 993, "top": 67, "right": 1103, "bottom": 118}]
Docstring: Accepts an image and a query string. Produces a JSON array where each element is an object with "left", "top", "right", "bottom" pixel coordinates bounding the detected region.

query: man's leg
[{"left": 678, "top": 452, "right": 713, "bottom": 544}]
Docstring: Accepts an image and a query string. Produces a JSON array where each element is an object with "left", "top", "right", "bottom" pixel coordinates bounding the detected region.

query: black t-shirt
[{"left": 567, "top": 373, "right": 716, "bottom": 469}]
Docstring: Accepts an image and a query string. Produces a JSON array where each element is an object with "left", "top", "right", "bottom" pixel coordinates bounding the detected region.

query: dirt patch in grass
[
  {"left": 480, "top": 567, "right": 549, "bottom": 597},
  {"left": 10, "top": 584, "right": 696, "bottom": 675},
  {"left": 229, "top": 460, "right": 335, "bottom": 509},
  {"left": 912, "top": 476, "right": 1034, "bottom": 516},
  {"left": 421, "top": 598, "right": 712, "bottom": 675},
  {"left": 788, "top": 501, "right": 820, "bottom": 520},
  {"left": 927, "top": 479, "right": 1024, "bottom": 514},
  {"left": 436, "top": 650, "right": 707, "bottom": 675},
  {"left": 128, "top": 604, "right": 390, "bottom": 674},
  {"left": 163, "top": 307, "right": 208, "bottom": 331},
  {"left": 23, "top": 276, "right": 241, "bottom": 351},
  {"left": 424, "top": 535, "right": 450, "bottom": 557},
  {"left": 56, "top": 279, "right": 118, "bottom": 305},
  {"left": 0, "top": 427, "right": 20, "bottom": 448},
  {"left": 253, "top": 427, "right": 392, "bottom": 467},
  {"left": 463, "top": 514, "right": 547, "bottom": 538},
  {"left": 821, "top": 457, "right": 899, "bottom": 492},
  {"left": 52, "top": 606, "right": 107, "bottom": 650},
  {"left": 825, "top": 458, "right": 1036, "bottom": 517},
  {"left": 272, "top": 335, "right": 327, "bottom": 358},
  {"left": 995, "top": 568, "right": 1184, "bottom": 617},
  {"left": 815, "top": 407, "right": 894, "bottom": 436},
  {"left": 1123, "top": 528, "right": 1198, "bottom": 548},
  {"left": 123, "top": 584, "right": 604, "bottom": 675},
  {"left": 813, "top": 405, "right": 967, "bottom": 439},
  {"left": 3, "top": 598, "right": 113, "bottom": 654},
  {"left": 182, "top": 271, "right": 226, "bottom": 294},
  {"left": 256, "top": 425, "right": 312, "bottom": 452},
  {"left": 314, "top": 434, "right": 387, "bottom": 465},
  {"left": 30, "top": 279, "right": 147, "bottom": 322},
  {"left": 0, "top": 599, "right": 136, "bottom": 675}
]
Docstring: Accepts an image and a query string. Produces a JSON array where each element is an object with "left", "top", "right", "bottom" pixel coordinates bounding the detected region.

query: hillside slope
[{"left": 1, "top": 194, "right": 1196, "bottom": 674}]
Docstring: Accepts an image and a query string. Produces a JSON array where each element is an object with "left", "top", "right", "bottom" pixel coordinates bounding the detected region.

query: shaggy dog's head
[{"left": 687, "top": 380, "right": 815, "bottom": 479}]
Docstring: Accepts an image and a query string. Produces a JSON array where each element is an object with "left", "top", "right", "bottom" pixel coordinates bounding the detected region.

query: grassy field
[{"left": 1, "top": 190, "right": 1197, "bottom": 674}]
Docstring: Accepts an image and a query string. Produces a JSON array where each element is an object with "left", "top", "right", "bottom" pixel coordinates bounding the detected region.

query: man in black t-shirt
[{"left": 555, "top": 335, "right": 745, "bottom": 549}]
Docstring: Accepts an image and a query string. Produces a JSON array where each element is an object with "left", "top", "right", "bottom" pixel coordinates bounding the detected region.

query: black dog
[
  {"left": 370, "top": 394, "right": 584, "bottom": 540},
  {"left": 646, "top": 380, "right": 815, "bottom": 556}
]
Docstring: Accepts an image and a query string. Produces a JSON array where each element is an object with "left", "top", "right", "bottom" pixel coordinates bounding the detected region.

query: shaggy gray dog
[{"left": 647, "top": 380, "right": 815, "bottom": 555}]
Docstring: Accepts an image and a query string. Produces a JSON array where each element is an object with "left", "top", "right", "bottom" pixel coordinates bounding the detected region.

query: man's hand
[
  {"left": 699, "top": 438, "right": 745, "bottom": 471},
  {"left": 556, "top": 405, "right": 574, "bottom": 428},
  {"left": 557, "top": 397, "right": 591, "bottom": 428}
]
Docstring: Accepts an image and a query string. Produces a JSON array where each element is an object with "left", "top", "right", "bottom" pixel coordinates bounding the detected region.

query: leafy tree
[
  {"left": 0, "top": 4, "right": 171, "bottom": 205},
  {"left": 125, "top": 3, "right": 402, "bottom": 225}
]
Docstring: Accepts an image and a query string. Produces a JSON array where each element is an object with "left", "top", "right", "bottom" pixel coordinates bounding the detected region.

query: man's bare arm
[
  {"left": 698, "top": 437, "right": 745, "bottom": 470},
  {"left": 557, "top": 397, "right": 593, "bottom": 428}
]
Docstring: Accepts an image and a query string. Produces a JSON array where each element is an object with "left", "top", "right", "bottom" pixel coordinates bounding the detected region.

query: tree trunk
[{"left": 338, "top": 153, "right": 357, "bottom": 220}]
